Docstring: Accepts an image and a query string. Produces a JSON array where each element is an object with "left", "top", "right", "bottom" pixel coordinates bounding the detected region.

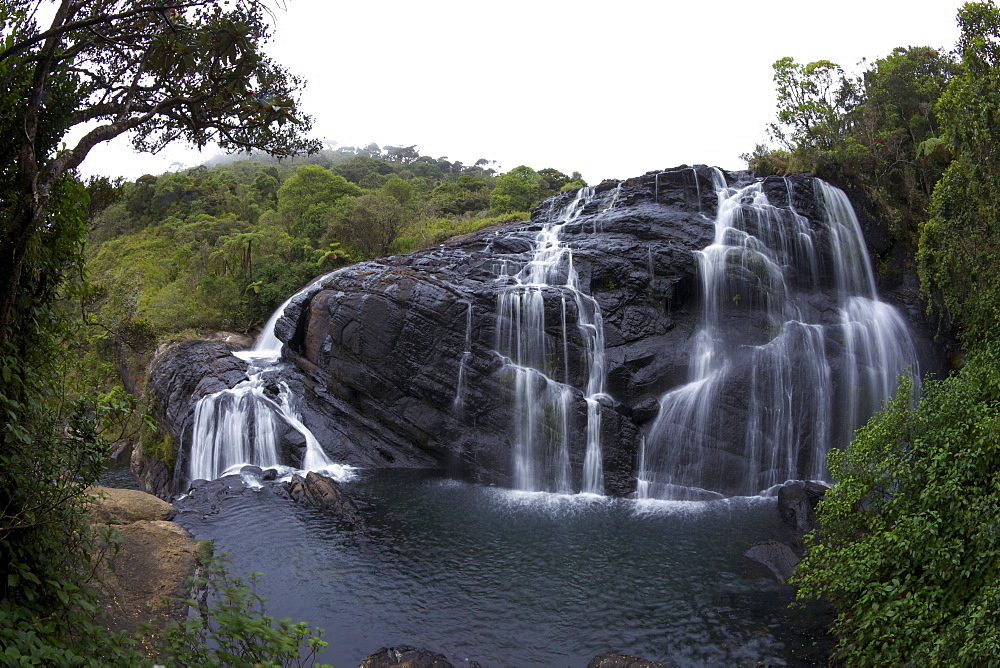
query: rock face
[
  {"left": 778, "top": 480, "right": 828, "bottom": 534},
  {"left": 86, "top": 486, "right": 199, "bottom": 640},
  {"left": 131, "top": 443, "right": 173, "bottom": 500},
  {"left": 151, "top": 166, "right": 944, "bottom": 497}
]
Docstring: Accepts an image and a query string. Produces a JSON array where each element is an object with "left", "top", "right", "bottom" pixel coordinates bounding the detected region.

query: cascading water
[
  {"left": 186, "top": 275, "right": 351, "bottom": 484},
  {"left": 639, "top": 170, "right": 920, "bottom": 500},
  {"left": 452, "top": 301, "right": 473, "bottom": 418},
  {"left": 492, "top": 188, "right": 608, "bottom": 494}
]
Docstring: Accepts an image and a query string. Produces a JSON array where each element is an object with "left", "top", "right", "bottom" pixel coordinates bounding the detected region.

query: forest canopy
[{"left": 82, "top": 147, "right": 585, "bottom": 339}]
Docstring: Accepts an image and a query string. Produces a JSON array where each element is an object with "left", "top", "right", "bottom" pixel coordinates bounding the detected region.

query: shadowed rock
[
  {"left": 778, "top": 480, "right": 829, "bottom": 534},
  {"left": 744, "top": 540, "right": 802, "bottom": 581},
  {"left": 588, "top": 652, "right": 672, "bottom": 668},
  {"left": 285, "top": 471, "right": 361, "bottom": 523},
  {"left": 359, "top": 646, "right": 458, "bottom": 668}
]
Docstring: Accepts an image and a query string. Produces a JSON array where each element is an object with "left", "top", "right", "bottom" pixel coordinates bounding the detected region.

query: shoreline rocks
[{"left": 85, "top": 486, "right": 199, "bottom": 642}]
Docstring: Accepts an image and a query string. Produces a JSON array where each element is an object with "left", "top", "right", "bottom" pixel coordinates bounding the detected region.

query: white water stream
[
  {"left": 493, "top": 188, "right": 608, "bottom": 494},
  {"left": 186, "top": 274, "right": 352, "bottom": 484},
  {"left": 639, "top": 171, "right": 920, "bottom": 500}
]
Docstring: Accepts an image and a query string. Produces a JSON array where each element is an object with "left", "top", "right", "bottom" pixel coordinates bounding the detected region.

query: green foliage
[
  {"left": 83, "top": 150, "right": 583, "bottom": 340},
  {"left": 919, "top": 1, "right": 1000, "bottom": 343},
  {"left": 769, "top": 57, "right": 855, "bottom": 153},
  {"left": 0, "top": 177, "right": 146, "bottom": 666},
  {"left": 332, "top": 189, "right": 412, "bottom": 259},
  {"left": 277, "top": 164, "right": 362, "bottom": 238},
  {"left": 390, "top": 211, "right": 530, "bottom": 255},
  {"left": 793, "top": 341, "right": 1000, "bottom": 664},
  {"left": 490, "top": 165, "right": 544, "bottom": 213},
  {"left": 141, "top": 423, "right": 175, "bottom": 469},
  {"left": 748, "top": 46, "right": 956, "bottom": 248},
  {"left": 161, "top": 550, "right": 329, "bottom": 667}
]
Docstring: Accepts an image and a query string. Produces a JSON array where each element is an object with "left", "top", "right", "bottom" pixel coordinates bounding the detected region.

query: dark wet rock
[
  {"left": 744, "top": 540, "right": 802, "bottom": 581},
  {"left": 804, "top": 480, "right": 830, "bottom": 504},
  {"left": 284, "top": 471, "right": 361, "bottom": 523},
  {"left": 173, "top": 474, "right": 301, "bottom": 522},
  {"left": 152, "top": 167, "right": 946, "bottom": 497},
  {"left": 149, "top": 338, "right": 248, "bottom": 444},
  {"left": 359, "top": 646, "right": 457, "bottom": 668},
  {"left": 130, "top": 442, "right": 173, "bottom": 501},
  {"left": 778, "top": 482, "right": 816, "bottom": 533},
  {"left": 587, "top": 652, "right": 672, "bottom": 668},
  {"left": 778, "top": 480, "right": 829, "bottom": 534}
]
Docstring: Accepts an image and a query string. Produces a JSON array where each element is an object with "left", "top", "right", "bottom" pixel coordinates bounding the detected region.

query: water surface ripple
[{"left": 174, "top": 470, "right": 822, "bottom": 667}]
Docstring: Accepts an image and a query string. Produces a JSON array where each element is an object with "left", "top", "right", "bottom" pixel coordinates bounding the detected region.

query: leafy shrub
[
  {"left": 793, "top": 342, "right": 1000, "bottom": 664},
  {"left": 161, "top": 549, "right": 330, "bottom": 667}
]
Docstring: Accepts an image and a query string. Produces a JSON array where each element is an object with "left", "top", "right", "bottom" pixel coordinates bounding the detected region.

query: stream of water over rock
[
  {"left": 184, "top": 274, "right": 352, "bottom": 483},
  {"left": 638, "top": 171, "right": 919, "bottom": 500},
  {"left": 493, "top": 187, "right": 607, "bottom": 494}
]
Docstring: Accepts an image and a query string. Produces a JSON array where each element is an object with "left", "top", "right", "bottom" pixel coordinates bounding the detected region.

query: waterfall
[
  {"left": 492, "top": 187, "right": 608, "bottom": 494},
  {"left": 186, "top": 274, "right": 351, "bottom": 484},
  {"left": 452, "top": 301, "right": 473, "bottom": 417},
  {"left": 638, "top": 171, "right": 920, "bottom": 500}
]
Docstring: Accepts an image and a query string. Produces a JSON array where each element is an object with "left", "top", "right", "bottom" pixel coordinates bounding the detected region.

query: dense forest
[
  {"left": 2, "top": 0, "right": 1000, "bottom": 664},
  {"left": 83, "top": 146, "right": 583, "bottom": 342}
]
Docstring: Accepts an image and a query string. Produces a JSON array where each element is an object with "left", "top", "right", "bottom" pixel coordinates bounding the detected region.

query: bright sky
[{"left": 77, "top": 0, "right": 970, "bottom": 184}]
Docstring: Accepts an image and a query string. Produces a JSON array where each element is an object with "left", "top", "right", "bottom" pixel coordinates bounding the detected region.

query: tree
[
  {"left": 0, "top": 1, "right": 317, "bottom": 659},
  {"left": 769, "top": 57, "right": 856, "bottom": 152},
  {"left": 851, "top": 46, "right": 956, "bottom": 244},
  {"left": 0, "top": 0, "right": 320, "bottom": 350},
  {"left": 793, "top": 346, "right": 1000, "bottom": 664},
  {"left": 919, "top": 1, "right": 1000, "bottom": 343},
  {"left": 489, "top": 165, "right": 543, "bottom": 214},
  {"left": 276, "top": 164, "right": 361, "bottom": 238},
  {"left": 748, "top": 48, "right": 956, "bottom": 247},
  {"left": 335, "top": 191, "right": 408, "bottom": 259}
]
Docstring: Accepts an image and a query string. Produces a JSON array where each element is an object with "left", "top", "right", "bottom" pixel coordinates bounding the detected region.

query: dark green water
[{"left": 173, "top": 470, "right": 827, "bottom": 667}]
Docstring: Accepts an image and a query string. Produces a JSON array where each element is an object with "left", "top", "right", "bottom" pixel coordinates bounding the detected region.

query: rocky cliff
[{"left": 151, "top": 166, "right": 942, "bottom": 498}]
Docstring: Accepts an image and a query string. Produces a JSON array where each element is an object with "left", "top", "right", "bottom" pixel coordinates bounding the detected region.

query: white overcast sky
[{"left": 76, "top": 0, "right": 971, "bottom": 184}]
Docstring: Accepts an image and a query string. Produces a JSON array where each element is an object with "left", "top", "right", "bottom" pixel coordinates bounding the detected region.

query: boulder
[
  {"left": 285, "top": 471, "right": 361, "bottom": 523},
  {"left": 777, "top": 480, "right": 829, "bottom": 534},
  {"left": 359, "top": 646, "right": 458, "bottom": 668},
  {"left": 587, "top": 652, "right": 672, "bottom": 668},
  {"left": 744, "top": 540, "right": 801, "bottom": 581},
  {"left": 85, "top": 487, "right": 199, "bottom": 640},
  {"left": 86, "top": 485, "right": 176, "bottom": 522}
]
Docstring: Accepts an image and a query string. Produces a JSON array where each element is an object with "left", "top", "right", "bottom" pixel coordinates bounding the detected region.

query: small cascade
[
  {"left": 638, "top": 171, "right": 920, "bottom": 500},
  {"left": 492, "top": 187, "right": 608, "bottom": 494},
  {"left": 452, "top": 301, "right": 474, "bottom": 417},
  {"left": 186, "top": 274, "right": 350, "bottom": 484},
  {"left": 604, "top": 181, "right": 624, "bottom": 210}
]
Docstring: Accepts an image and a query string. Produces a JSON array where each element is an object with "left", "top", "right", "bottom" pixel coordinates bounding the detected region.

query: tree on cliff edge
[{"left": 0, "top": 0, "right": 320, "bottom": 351}]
